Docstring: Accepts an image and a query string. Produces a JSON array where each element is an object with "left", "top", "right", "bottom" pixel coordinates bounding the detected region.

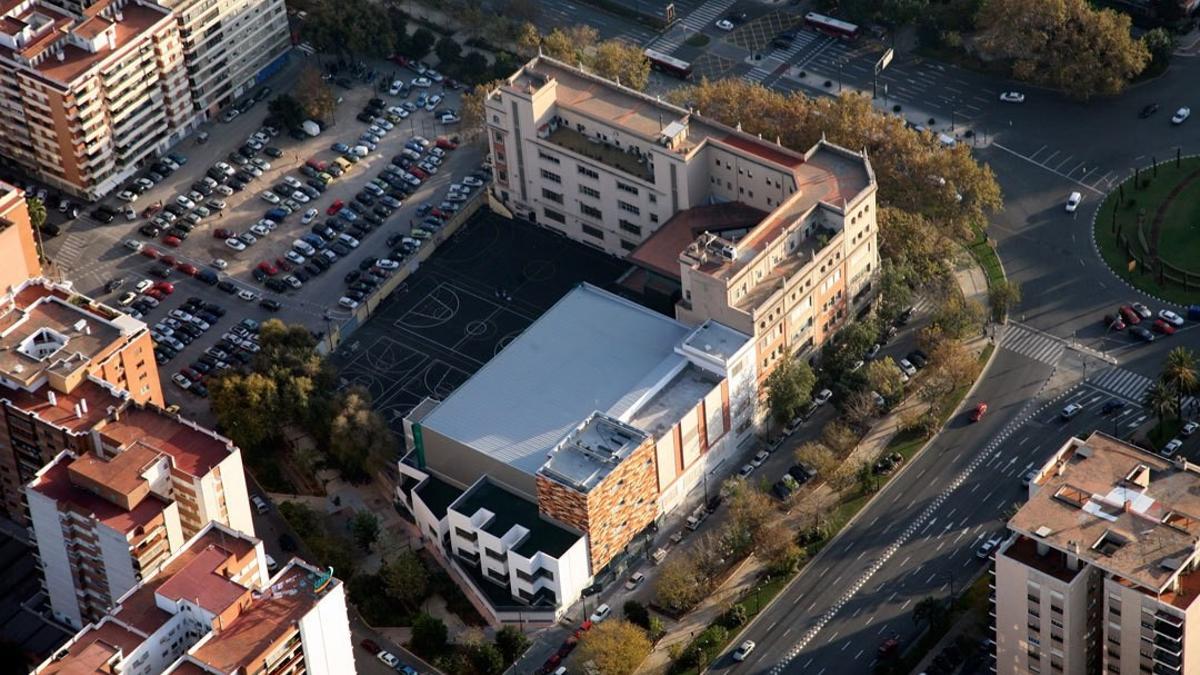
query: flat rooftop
[
  {"left": 682, "top": 320, "right": 751, "bottom": 364},
  {"left": 626, "top": 364, "right": 720, "bottom": 439},
  {"left": 1009, "top": 432, "right": 1200, "bottom": 598},
  {"left": 451, "top": 478, "right": 580, "bottom": 558},
  {"left": 419, "top": 283, "right": 692, "bottom": 476},
  {"left": 97, "top": 405, "right": 234, "bottom": 477},
  {"left": 629, "top": 202, "right": 767, "bottom": 281},
  {"left": 414, "top": 474, "right": 464, "bottom": 521},
  {"left": 540, "top": 412, "right": 649, "bottom": 493},
  {"left": 29, "top": 457, "right": 169, "bottom": 536},
  {"left": 35, "top": 618, "right": 145, "bottom": 675}
]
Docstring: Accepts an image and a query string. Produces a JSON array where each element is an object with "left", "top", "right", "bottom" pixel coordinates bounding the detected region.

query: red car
[
  {"left": 359, "top": 638, "right": 381, "bottom": 653},
  {"left": 154, "top": 281, "right": 174, "bottom": 294},
  {"left": 160, "top": 255, "right": 177, "bottom": 267},
  {"left": 161, "top": 235, "right": 181, "bottom": 247},
  {"left": 1153, "top": 319, "right": 1177, "bottom": 335},
  {"left": 213, "top": 228, "right": 234, "bottom": 239},
  {"left": 305, "top": 158, "right": 328, "bottom": 171},
  {"left": 141, "top": 247, "right": 161, "bottom": 259},
  {"left": 969, "top": 402, "right": 988, "bottom": 422},
  {"left": 144, "top": 288, "right": 165, "bottom": 300},
  {"left": 409, "top": 167, "right": 429, "bottom": 180},
  {"left": 435, "top": 136, "right": 458, "bottom": 150},
  {"left": 327, "top": 199, "right": 345, "bottom": 215},
  {"left": 177, "top": 263, "right": 199, "bottom": 277},
  {"left": 430, "top": 207, "right": 448, "bottom": 219},
  {"left": 275, "top": 258, "right": 293, "bottom": 272},
  {"left": 140, "top": 202, "right": 162, "bottom": 218},
  {"left": 1102, "top": 314, "right": 1125, "bottom": 331},
  {"left": 257, "top": 260, "right": 279, "bottom": 276},
  {"left": 1119, "top": 305, "right": 1142, "bottom": 325},
  {"left": 180, "top": 367, "right": 202, "bottom": 382}
]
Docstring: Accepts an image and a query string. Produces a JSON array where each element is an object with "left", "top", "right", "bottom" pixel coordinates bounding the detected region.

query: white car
[
  {"left": 976, "top": 534, "right": 1003, "bottom": 559},
  {"left": 377, "top": 651, "right": 399, "bottom": 668},
  {"left": 285, "top": 250, "right": 306, "bottom": 265},
  {"left": 225, "top": 237, "right": 247, "bottom": 251},
  {"left": 135, "top": 279, "right": 154, "bottom": 292},
  {"left": 291, "top": 191, "right": 310, "bottom": 204},
  {"left": 1163, "top": 439, "right": 1184, "bottom": 457},
  {"left": 171, "top": 373, "right": 191, "bottom": 390},
  {"left": 1131, "top": 302, "right": 1153, "bottom": 319},
  {"left": 589, "top": 603, "right": 611, "bottom": 623},
  {"left": 751, "top": 450, "right": 769, "bottom": 467},
  {"left": 1172, "top": 107, "right": 1191, "bottom": 124},
  {"left": 117, "top": 291, "right": 137, "bottom": 306},
  {"left": 732, "top": 640, "right": 756, "bottom": 662},
  {"left": 250, "top": 223, "right": 271, "bottom": 237},
  {"left": 260, "top": 191, "right": 280, "bottom": 204},
  {"left": 425, "top": 94, "right": 443, "bottom": 111},
  {"left": 175, "top": 195, "right": 195, "bottom": 209},
  {"left": 124, "top": 239, "right": 144, "bottom": 252},
  {"left": 302, "top": 208, "right": 319, "bottom": 224},
  {"left": 1061, "top": 403, "right": 1083, "bottom": 420},
  {"left": 237, "top": 289, "right": 258, "bottom": 302},
  {"left": 411, "top": 76, "right": 432, "bottom": 88},
  {"left": 814, "top": 388, "right": 833, "bottom": 406},
  {"left": 1065, "top": 191, "right": 1081, "bottom": 212},
  {"left": 999, "top": 91, "right": 1025, "bottom": 103},
  {"left": 438, "top": 113, "right": 460, "bottom": 125},
  {"left": 338, "top": 296, "right": 359, "bottom": 309},
  {"left": 898, "top": 359, "right": 918, "bottom": 376},
  {"left": 376, "top": 258, "right": 399, "bottom": 270},
  {"left": 1159, "top": 309, "right": 1185, "bottom": 326},
  {"left": 388, "top": 80, "right": 403, "bottom": 96},
  {"left": 282, "top": 176, "right": 301, "bottom": 189},
  {"left": 252, "top": 158, "right": 272, "bottom": 170},
  {"left": 216, "top": 184, "right": 234, "bottom": 196},
  {"left": 624, "top": 572, "right": 645, "bottom": 590},
  {"left": 117, "top": 190, "right": 139, "bottom": 202},
  {"left": 1182, "top": 421, "right": 1199, "bottom": 437},
  {"left": 211, "top": 258, "right": 228, "bottom": 270},
  {"left": 463, "top": 175, "right": 484, "bottom": 188},
  {"left": 284, "top": 275, "right": 302, "bottom": 289},
  {"left": 715, "top": 18, "right": 734, "bottom": 30}
]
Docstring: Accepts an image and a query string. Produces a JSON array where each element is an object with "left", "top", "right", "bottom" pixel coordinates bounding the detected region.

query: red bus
[
  {"left": 644, "top": 48, "right": 692, "bottom": 80},
  {"left": 804, "top": 12, "right": 860, "bottom": 40}
]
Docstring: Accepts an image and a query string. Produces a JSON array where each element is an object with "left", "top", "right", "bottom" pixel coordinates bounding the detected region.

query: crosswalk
[
  {"left": 52, "top": 233, "right": 89, "bottom": 271},
  {"left": 744, "top": 32, "right": 835, "bottom": 84},
  {"left": 646, "top": 0, "right": 738, "bottom": 53},
  {"left": 997, "top": 323, "right": 1065, "bottom": 366},
  {"left": 1087, "top": 367, "right": 1154, "bottom": 404}
]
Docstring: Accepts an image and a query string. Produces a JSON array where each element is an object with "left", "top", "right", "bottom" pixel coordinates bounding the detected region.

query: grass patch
[
  {"left": 967, "top": 226, "right": 1004, "bottom": 289},
  {"left": 684, "top": 33, "right": 710, "bottom": 47},
  {"left": 1093, "top": 156, "right": 1200, "bottom": 305}
]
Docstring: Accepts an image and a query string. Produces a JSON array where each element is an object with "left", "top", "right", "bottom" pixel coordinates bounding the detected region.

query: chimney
[
  {"left": 1124, "top": 500, "right": 1133, "bottom": 513},
  {"left": 73, "top": 403, "right": 82, "bottom": 418},
  {"left": 48, "top": 390, "right": 57, "bottom": 406},
  {"left": 80, "top": 398, "right": 88, "bottom": 414},
  {"left": 114, "top": 10, "right": 123, "bottom": 21}
]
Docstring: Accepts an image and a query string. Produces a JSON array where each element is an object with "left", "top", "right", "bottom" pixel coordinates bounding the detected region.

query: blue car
[
  {"left": 167, "top": 153, "right": 188, "bottom": 165},
  {"left": 265, "top": 207, "right": 288, "bottom": 221},
  {"left": 331, "top": 142, "right": 350, "bottom": 153}
]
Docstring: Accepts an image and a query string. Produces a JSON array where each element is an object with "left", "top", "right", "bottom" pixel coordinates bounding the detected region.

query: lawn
[
  {"left": 1093, "top": 156, "right": 1200, "bottom": 305},
  {"left": 967, "top": 226, "right": 1004, "bottom": 289}
]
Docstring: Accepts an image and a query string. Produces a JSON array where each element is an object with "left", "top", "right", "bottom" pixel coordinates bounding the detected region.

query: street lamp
[{"left": 942, "top": 570, "right": 956, "bottom": 603}]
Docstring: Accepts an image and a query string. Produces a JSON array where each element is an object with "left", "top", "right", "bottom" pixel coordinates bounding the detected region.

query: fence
[{"left": 315, "top": 190, "right": 488, "bottom": 355}]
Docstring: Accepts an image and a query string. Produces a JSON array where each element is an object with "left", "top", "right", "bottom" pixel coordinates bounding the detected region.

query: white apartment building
[
  {"left": 0, "top": 0, "right": 198, "bottom": 200},
  {"left": 993, "top": 432, "right": 1200, "bottom": 675},
  {"left": 34, "top": 522, "right": 356, "bottom": 675}
]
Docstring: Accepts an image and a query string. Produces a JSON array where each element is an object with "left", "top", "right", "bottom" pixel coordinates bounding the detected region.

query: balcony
[{"left": 543, "top": 126, "right": 654, "bottom": 183}]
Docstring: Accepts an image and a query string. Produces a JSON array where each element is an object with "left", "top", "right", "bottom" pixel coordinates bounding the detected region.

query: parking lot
[
  {"left": 331, "top": 212, "right": 631, "bottom": 434},
  {"left": 41, "top": 55, "right": 487, "bottom": 417}
]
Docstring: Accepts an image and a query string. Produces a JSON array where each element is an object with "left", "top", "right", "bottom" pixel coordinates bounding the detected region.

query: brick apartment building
[{"left": 0, "top": 182, "right": 42, "bottom": 295}]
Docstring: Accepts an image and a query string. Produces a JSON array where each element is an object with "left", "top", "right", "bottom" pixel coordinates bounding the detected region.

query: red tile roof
[
  {"left": 156, "top": 545, "right": 249, "bottom": 615},
  {"left": 30, "top": 459, "right": 167, "bottom": 535},
  {"left": 99, "top": 406, "right": 231, "bottom": 477}
]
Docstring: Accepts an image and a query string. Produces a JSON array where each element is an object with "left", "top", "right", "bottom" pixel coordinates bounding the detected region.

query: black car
[
  {"left": 373, "top": 205, "right": 392, "bottom": 218},
  {"left": 252, "top": 268, "right": 267, "bottom": 282},
  {"left": 272, "top": 183, "right": 291, "bottom": 197},
  {"left": 167, "top": 227, "right": 190, "bottom": 240},
  {"left": 292, "top": 268, "right": 311, "bottom": 282},
  {"left": 330, "top": 242, "right": 351, "bottom": 256},
  {"left": 91, "top": 207, "right": 116, "bottom": 223},
  {"left": 139, "top": 223, "right": 162, "bottom": 237},
  {"left": 260, "top": 298, "right": 282, "bottom": 311},
  {"left": 356, "top": 111, "right": 375, "bottom": 123},
  {"left": 132, "top": 301, "right": 152, "bottom": 314},
  {"left": 264, "top": 146, "right": 284, "bottom": 158},
  {"left": 363, "top": 214, "right": 384, "bottom": 227},
  {"left": 355, "top": 191, "right": 375, "bottom": 205},
  {"left": 203, "top": 302, "right": 226, "bottom": 316},
  {"left": 217, "top": 279, "right": 238, "bottom": 293},
  {"left": 350, "top": 282, "right": 375, "bottom": 294},
  {"left": 305, "top": 179, "right": 327, "bottom": 193},
  {"left": 311, "top": 256, "right": 331, "bottom": 270},
  {"left": 265, "top": 278, "right": 288, "bottom": 292},
  {"left": 1140, "top": 103, "right": 1160, "bottom": 118},
  {"left": 300, "top": 185, "right": 321, "bottom": 200},
  {"left": 228, "top": 179, "right": 246, "bottom": 192},
  {"left": 234, "top": 171, "right": 254, "bottom": 183},
  {"left": 345, "top": 290, "right": 365, "bottom": 301},
  {"left": 312, "top": 225, "right": 335, "bottom": 239},
  {"left": 288, "top": 128, "right": 308, "bottom": 140},
  {"left": 344, "top": 270, "right": 361, "bottom": 283},
  {"left": 357, "top": 258, "right": 377, "bottom": 271},
  {"left": 149, "top": 266, "right": 171, "bottom": 279},
  {"left": 300, "top": 165, "right": 319, "bottom": 179},
  {"left": 304, "top": 262, "right": 323, "bottom": 276},
  {"left": 191, "top": 181, "right": 214, "bottom": 196}
]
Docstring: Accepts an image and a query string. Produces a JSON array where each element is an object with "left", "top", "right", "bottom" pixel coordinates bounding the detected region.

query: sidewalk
[{"left": 638, "top": 262, "right": 993, "bottom": 674}]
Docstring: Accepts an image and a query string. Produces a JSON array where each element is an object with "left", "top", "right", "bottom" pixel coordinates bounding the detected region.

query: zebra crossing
[
  {"left": 744, "top": 33, "right": 836, "bottom": 84},
  {"left": 51, "top": 233, "right": 89, "bottom": 271},
  {"left": 997, "top": 323, "right": 1066, "bottom": 366},
  {"left": 645, "top": 0, "right": 738, "bottom": 53}
]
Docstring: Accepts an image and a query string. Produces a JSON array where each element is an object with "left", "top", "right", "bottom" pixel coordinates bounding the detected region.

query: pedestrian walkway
[
  {"left": 646, "top": 0, "right": 739, "bottom": 53},
  {"left": 742, "top": 32, "right": 832, "bottom": 83},
  {"left": 52, "top": 232, "right": 88, "bottom": 271},
  {"left": 996, "top": 323, "right": 1066, "bottom": 366},
  {"left": 1085, "top": 365, "right": 1197, "bottom": 411}
]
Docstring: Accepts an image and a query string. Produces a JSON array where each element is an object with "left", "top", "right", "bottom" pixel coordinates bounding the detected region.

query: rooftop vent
[
  {"left": 1034, "top": 526, "right": 1053, "bottom": 538},
  {"left": 1092, "top": 530, "right": 1128, "bottom": 557}
]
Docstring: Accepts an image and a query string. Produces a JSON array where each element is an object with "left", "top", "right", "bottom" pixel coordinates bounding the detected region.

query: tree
[
  {"left": 495, "top": 625, "right": 530, "bottom": 663},
  {"left": 25, "top": 197, "right": 46, "bottom": 230},
  {"left": 654, "top": 554, "right": 706, "bottom": 614},
  {"left": 623, "top": 600, "right": 650, "bottom": 629},
  {"left": 295, "top": 66, "right": 337, "bottom": 123},
  {"left": 329, "top": 387, "right": 393, "bottom": 481},
  {"left": 1142, "top": 27, "right": 1175, "bottom": 73},
  {"left": 591, "top": 40, "right": 650, "bottom": 90},
  {"left": 976, "top": 0, "right": 1149, "bottom": 98},
  {"left": 461, "top": 78, "right": 504, "bottom": 137},
  {"left": 794, "top": 442, "right": 838, "bottom": 479},
  {"left": 842, "top": 389, "right": 881, "bottom": 429},
  {"left": 877, "top": 261, "right": 916, "bottom": 325},
  {"left": 540, "top": 25, "right": 599, "bottom": 65},
  {"left": 726, "top": 481, "right": 776, "bottom": 555},
  {"left": 764, "top": 358, "right": 817, "bottom": 425},
  {"left": 350, "top": 511, "right": 380, "bottom": 551},
  {"left": 930, "top": 293, "right": 985, "bottom": 340},
  {"left": 468, "top": 642, "right": 505, "bottom": 675},
  {"left": 209, "top": 372, "right": 279, "bottom": 450},
  {"left": 1143, "top": 381, "right": 1178, "bottom": 431},
  {"left": 692, "top": 528, "right": 733, "bottom": 578},
  {"left": 866, "top": 358, "right": 906, "bottom": 402},
  {"left": 988, "top": 279, "right": 1021, "bottom": 319},
  {"left": 913, "top": 596, "right": 950, "bottom": 633},
  {"left": 461, "top": 52, "right": 490, "bottom": 83},
  {"left": 1161, "top": 348, "right": 1198, "bottom": 419},
  {"left": 577, "top": 620, "right": 652, "bottom": 675},
  {"left": 435, "top": 36, "right": 463, "bottom": 65},
  {"left": 756, "top": 521, "right": 804, "bottom": 573},
  {"left": 268, "top": 94, "right": 306, "bottom": 130},
  {"left": 929, "top": 340, "right": 979, "bottom": 391},
  {"left": 410, "top": 612, "right": 448, "bottom": 657},
  {"left": 519, "top": 25, "right": 651, "bottom": 91},
  {"left": 382, "top": 551, "right": 429, "bottom": 608},
  {"left": 516, "top": 22, "right": 541, "bottom": 57},
  {"left": 408, "top": 28, "right": 437, "bottom": 59},
  {"left": 821, "top": 420, "right": 859, "bottom": 456},
  {"left": 304, "top": 0, "right": 394, "bottom": 57}
]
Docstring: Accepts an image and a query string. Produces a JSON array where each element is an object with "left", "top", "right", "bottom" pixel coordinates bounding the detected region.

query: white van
[
  {"left": 350, "top": 145, "right": 369, "bottom": 158},
  {"left": 937, "top": 132, "right": 957, "bottom": 148}
]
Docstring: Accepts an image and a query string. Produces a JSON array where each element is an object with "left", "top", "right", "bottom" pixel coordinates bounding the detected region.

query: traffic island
[{"left": 1093, "top": 155, "right": 1200, "bottom": 305}]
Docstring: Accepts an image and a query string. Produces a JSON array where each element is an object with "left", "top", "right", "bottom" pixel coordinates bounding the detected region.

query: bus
[
  {"left": 644, "top": 48, "right": 693, "bottom": 80},
  {"left": 804, "top": 12, "right": 860, "bottom": 40}
]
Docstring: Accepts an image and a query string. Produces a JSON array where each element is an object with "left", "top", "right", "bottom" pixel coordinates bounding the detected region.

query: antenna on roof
[
  {"left": 735, "top": 121, "right": 742, "bottom": 132},
  {"left": 776, "top": 136, "right": 781, "bottom": 146}
]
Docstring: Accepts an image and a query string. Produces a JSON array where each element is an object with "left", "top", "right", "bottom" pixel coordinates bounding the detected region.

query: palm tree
[
  {"left": 1144, "top": 381, "right": 1179, "bottom": 433},
  {"left": 1161, "top": 347, "right": 1199, "bottom": 419},
  {"left": 913, "top": 596, "right": 949, "bottom": 633},
  {"left": 25, "top": 197, "right": 48, "bottom": 264}
]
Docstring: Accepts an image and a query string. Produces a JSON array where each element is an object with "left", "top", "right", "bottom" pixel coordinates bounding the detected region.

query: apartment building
[
  {"left": 485, "top": 56, "right": 879, "bottom": 375},
  {"left": 33, "top": 521, "right": 355, "bottom": 674},
  {"left": 993, "top": 432, "right": 1200, "bottom": 675},
  {"left": 399, "top": 284, "right": 756, "bottom": 623},
  {"left": 0, "top": 0, "right": 197, "bottom": 200},
  {"left": 0, "top": 181, "right": 41, "bottom": 294},
  {"left": 155, "top": 0, "right": 290, "bottom": 115}
]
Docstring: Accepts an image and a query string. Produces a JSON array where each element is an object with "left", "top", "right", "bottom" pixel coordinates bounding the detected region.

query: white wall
[
  {"left": 98, "top": 523, "right": 138, "bottom": 615},
  {"left": 299, "top": 581, "right": 356, "bottom": 675},
  {"left": 28, "top": 487, "right": 82, "bottom": 629},
  {"left": 206, "top": 448, "right": 255, "bottom": 536}
]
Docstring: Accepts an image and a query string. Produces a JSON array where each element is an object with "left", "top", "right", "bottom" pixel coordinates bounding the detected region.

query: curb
[{"left": 1087, "top": 153, "right": 1200, "bottom": 310}]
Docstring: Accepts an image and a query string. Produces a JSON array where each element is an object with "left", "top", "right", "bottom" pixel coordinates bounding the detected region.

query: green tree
[
  {"left": 794, "top": 442, "right": 838, "bottom": 479},
  {"left": 1142, "top": 27, "right": 1175, "bottom": 73},
  {"left": 304, "top": 0, "right": 393, "bottom": 57},
  {"left": 577, "top": 620, "right": 652, "bottom": 675},
  {"left": 726, "top": 480, "right": 777, "bottom": 555},
  {"left": 435, "top": 36, "right": 462, "bottom": 65},
  {"left": 976, "top": 0, "right": 1149, "bottom": 98},
  {"left": 350, "top": 511, "right": 380, "bottom": 551},
  {"left": 930, "top": 293, "right": 985, "bottom": 340},
  {"left": 913, "top": 596, "right": 950, "bottom": 633},
  {"left": 328, "top": 387, "right": 393, "bottom": 481},
  {"left": 877, "top": 261, "right": 916, "bottom": 324},
  {"left": 764, "top": 358, "right": 816, "bottom": 425},
  {"left": 408, "top": 28, "right": 437, "bottom": 59},
  {"left": 410, "top": 612, "right": 448, "bottom": 657},
  {"left": 654, "top": 554, "right": 706, "bottom": 614},
  {"left": 268, "top": 94, "right": 306, "bottom": 130},
  {"left": 591, "top": 40, "right": 650, "bottom": 90},
  {"left": 1143, "top": 381, "right": 1178, "bottom": 432},
  {"left": 866, "top": 358, "right": 906, "bottom": 402},
  {"left": 460, "top": 52, "right": 491, "bottom": 84},
  {"left": 722, "top": 603, "right": 748, "bottom": 628},
  {"left": 623, "top": 600, "right": 650, "bottom": 629},
  {"left": 468, "top": 642, "right": 505, "bottom": 675},
  {"left": 1161, "top": 348, "right": 1198, "bottom": 419},
  {"left": 821, "top": 420, "right": 859, "bottom": 456},
  {"left": 988, "top": 279, "right": 1022, "bottom": 319},
  {"left": 25, "top": 197, "right": 46, "bottom": 230},
  {"left": 684, "top": 625, "right": 728, "bottom": 667},
  {"left": 295, "top": 66, "right": 337, "bottom": 123},
  {"left": 209, "top": 372, "right": 279, "bottom": 450},
  {"left": 495, "top": 625, "right": 530, "bottom": 663},
  {"left": 382, "top": 551, "right": 429, "bottom": 608},
  {"left": 461, "top": 78, "right": 504, "bottom": 137}
]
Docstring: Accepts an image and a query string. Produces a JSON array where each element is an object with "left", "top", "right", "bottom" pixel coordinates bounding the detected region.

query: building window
[
  {"left": 616, "top": 181, "right": 639, "bottom": 195},
  {"left": 579, "top": 184, "right": 600, "bottom": 199},
  {"left": 578, "top": 165, "right": 599, "bottom": 180},
  {"left": 618, "top": 200, "right": 640, "bottom": 215},
  {"left": 619, "top": 220, "right": 641, "bottom": 236},
  {"left": 543, "top": 208, "right": 566, "bottom": 223},
  {"left": 650, "top": 213, "right": 659, "bottom": 223},
  {"left": 581, "top": 224, "right": 604, "bottom": 239},
  {"left": 538, "top": 150, "right": 561, "bottom": 164},
  {"left": 485, "top": 548, "right": 505, "bottom": 562},
  {"left": 542, "top": 188, "right": 563, "bottom": 204},
  {"left": 540, "top": 169, "right": 561, "bottom": 183},
  {"left": 620, "top": 239, "right": 637, "bottom": 251},
  {"left": 580, "top": 203, "right": 602, "bottom": 220},
  {"left": 454, "top": 527, "right": 477, "bottom": 542}
]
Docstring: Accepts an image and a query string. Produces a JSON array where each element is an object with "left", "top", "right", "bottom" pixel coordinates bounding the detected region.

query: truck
[{"left": 301, "top": 120, "right": 321, "bottom": 137}]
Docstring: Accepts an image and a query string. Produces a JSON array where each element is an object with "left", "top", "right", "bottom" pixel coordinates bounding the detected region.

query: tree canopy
[
  {"left": 519, "top": 25, "right": 651, "bottom": 91},
  {"left": 764, "top": 358, "right": 816, "bottom": 425},
  {"left": 577, "top": 620, "right": 652, "bottom": 675}
]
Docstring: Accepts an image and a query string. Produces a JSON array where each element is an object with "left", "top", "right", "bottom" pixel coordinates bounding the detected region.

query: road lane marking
[
  {"left": 991, "top": 142, "right": 1106, "bottom": 195},
  {"left": 855, "top": 649, "right": 864, "bottom": 660}
]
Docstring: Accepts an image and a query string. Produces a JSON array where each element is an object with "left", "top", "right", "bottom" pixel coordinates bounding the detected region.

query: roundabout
[{"left": 1094, "top": 155, "right": 1200, "bottom": 306}]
